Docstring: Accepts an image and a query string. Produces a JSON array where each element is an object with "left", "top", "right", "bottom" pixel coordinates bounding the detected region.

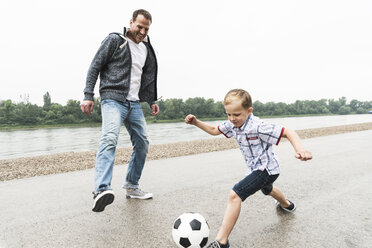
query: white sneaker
[{"left": 126, "top": 188, "right": 153, "bottom": 200}]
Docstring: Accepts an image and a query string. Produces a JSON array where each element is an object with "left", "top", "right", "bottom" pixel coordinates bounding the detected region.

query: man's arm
[
  {"left": 282, "top": 128, "right": 312, "bottom": 161},
  {"left": 185, "top": 114, "right": 221, "bottom": 136},
  {"left": 84, "top": 34, "right": 119, "bottom": 101},
  {"left": 82, "top": 35, "right": 119, "bottom": 115}
]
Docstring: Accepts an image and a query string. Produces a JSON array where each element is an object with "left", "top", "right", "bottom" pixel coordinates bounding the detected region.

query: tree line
[{"left": 0, "top": 92, "right": 371, "bottom": 127}]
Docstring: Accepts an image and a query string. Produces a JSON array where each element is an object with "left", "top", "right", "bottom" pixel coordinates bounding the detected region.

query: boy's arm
[
  {"left": 282, "top": 128, "right": 312, "bottom": 161},
  {"left": 185, "top": 114, "right": 221, "bottom": 136}
]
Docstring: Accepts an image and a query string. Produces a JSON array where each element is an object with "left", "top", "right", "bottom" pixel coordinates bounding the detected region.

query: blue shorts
[{"left": 232, "top": 169, "right": 279, "bottom": 201}]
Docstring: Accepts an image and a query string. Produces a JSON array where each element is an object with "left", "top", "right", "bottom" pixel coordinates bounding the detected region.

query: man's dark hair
[{"left": 133, "top": 9, "right": 152, "bottom": 23}]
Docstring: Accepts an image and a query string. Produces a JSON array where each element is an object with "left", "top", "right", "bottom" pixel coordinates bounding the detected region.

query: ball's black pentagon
[
  {"left": 179, "top": 237, "right": 191, "bottom": 247},
  {"left": 189, "top": 219, "right": 202, "bottom": 231},
  {"left": 200, "top": 237, "right": 208, "bottom": 247},
  {"left": 174, "top": 218, "right": 182, "bottom": 229}
]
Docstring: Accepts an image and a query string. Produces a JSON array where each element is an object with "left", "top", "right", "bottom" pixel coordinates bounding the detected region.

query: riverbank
[
  {"left": 1, "top": 122, "right": 371, "bottom": 181},
  {"left": 0, "top": 113, "right": 354, "bottom": 130}
]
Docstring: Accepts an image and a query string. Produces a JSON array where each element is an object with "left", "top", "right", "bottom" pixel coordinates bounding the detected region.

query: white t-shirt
[{"left": 126, "top": 38, "right": 148, "bottom": 101}]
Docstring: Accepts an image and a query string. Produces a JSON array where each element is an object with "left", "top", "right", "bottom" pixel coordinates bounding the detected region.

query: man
[{"left": 81, "top": 9, "right": 159, "bottom": 212}]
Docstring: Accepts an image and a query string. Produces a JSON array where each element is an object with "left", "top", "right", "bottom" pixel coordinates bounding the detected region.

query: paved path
[{"left": 1, "top": 131, "right": 372, "bottom": 248}]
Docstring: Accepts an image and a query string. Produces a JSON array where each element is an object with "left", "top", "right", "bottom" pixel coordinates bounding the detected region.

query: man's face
[
  {"left": 129, "top": 14, "right": 151, "bottom": 43},
  {"left": 224, "top": 100, "right": 252, "bottom": 128}
]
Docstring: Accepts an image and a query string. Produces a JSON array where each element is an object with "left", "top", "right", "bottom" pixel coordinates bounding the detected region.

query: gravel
[{"left": 1, "top": 122, "right": 371, "bottom": 181}]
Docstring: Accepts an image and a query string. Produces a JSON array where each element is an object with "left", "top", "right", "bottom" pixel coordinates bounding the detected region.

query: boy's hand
[
  {"left": 185, "top": 114, "right": 197, "bottom": 125},
  {"left": 185, "top": 114, "right": 221, "bottom": 136},
  {"left": 295, "top": 150, "right": 312, "bottom": 161}
]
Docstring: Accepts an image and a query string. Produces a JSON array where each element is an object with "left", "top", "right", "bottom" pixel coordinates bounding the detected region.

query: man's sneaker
[
  {"left": 276, "top": 199, "right": 296, "bottom": 213},
  {"left": 206, "top": 240, "right": 230, "bottom": 248},
  {"left": 126, "top": 188, "right": 153, "bottom": 199},
  {"left": 92, "top": 190, "right": 114, "bottom": 212}
]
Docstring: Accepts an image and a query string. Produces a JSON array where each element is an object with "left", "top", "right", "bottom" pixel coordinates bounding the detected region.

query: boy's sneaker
[
  {"left": 92, "top": 190, "right": 114, "bottom": 212},
  {"left": 206, "top": 240, "right": 230, "bottom": 248},
  {"left": 126, "top": 188, "right": 153, "bottom": 199},
  {"left": 276, "top": 199, "right": 296, "bottom": 213}
]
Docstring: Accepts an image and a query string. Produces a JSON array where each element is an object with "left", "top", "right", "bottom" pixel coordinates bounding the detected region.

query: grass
[
  {"left": 0, "top": 122, "right": 101, "bottom": 131},
  {"left": 0, "top": 113, "right": 363, "bottom": 131}
]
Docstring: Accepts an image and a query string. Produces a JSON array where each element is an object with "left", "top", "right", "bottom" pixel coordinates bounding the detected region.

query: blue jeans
[{"left": 94, "top": 99, "right": 149, "bottom": 192}]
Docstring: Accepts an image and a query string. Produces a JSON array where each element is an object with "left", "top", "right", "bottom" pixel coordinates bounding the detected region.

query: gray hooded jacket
[{"left": 84, "top": 28, "right": 158, "bottom": 105}]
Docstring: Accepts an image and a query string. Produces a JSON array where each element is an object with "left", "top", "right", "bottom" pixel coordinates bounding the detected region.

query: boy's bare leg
[
  {"left": 215, "top": 190, "right": 242, "bottom": 244},
  {"left": 269, "top": 186, "right": 290, "bottom": 207}
]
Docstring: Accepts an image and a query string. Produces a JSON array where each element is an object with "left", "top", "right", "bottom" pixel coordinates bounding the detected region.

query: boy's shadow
[{"left": 265, "top": 205, "right": 298, "bottom": 243}]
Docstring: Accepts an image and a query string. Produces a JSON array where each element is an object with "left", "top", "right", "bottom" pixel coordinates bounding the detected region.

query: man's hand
[
  {"left": 295, "top": 150, "right": 312, "bottom": 161},
  {"left": 151, "top": 104, "right": 160, "bottom": 116},
  {"left": 81, "top": 100, "right": 94, "bottom": 114},
  {"left": 185, "top": 114, "right": 197, "bottom": 125}
]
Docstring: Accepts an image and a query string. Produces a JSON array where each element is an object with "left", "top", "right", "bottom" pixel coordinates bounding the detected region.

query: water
[{"left": 0, "top": 114, "right": 371, "bottom": 160}]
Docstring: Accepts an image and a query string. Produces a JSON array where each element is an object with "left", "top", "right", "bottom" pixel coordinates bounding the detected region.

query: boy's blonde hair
[{"left": 223, "top": 89, "right": 252, "bottom": 110}]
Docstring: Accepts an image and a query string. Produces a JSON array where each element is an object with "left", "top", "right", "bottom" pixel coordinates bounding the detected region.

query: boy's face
[
  {"left": 224, "top": 100, "right": 253, "bottom": 128},
  {"left": 129, "top": 14, "right": 151, "bottom": 44}
]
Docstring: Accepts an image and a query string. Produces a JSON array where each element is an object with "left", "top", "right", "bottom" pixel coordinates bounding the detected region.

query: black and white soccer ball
[{"left": 172, "top": 212, "right": 210, "bottom": 248}]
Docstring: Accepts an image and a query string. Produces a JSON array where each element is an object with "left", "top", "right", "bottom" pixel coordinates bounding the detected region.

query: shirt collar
[{"left": 233, "top": 113, "right": 253, "bottom": 132}]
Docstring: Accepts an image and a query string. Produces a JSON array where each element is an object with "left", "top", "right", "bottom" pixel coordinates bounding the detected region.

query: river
[{"left": 0, "top": 114, "right": 371, "bottom": 160}]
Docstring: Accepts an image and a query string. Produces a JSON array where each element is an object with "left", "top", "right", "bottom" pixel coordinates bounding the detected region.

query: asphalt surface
[{"left": 1, "top": 130, "right": 372, "bottom": 248}]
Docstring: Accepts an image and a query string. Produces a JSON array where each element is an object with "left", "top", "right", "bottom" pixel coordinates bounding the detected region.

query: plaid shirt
[{"left": 218, "top": 114, "right": 284, "bottom": 175}]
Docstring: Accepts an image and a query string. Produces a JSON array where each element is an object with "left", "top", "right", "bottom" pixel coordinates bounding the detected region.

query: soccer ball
[{"left": 172, "top": 212, "right": 210, "bottom": 248}]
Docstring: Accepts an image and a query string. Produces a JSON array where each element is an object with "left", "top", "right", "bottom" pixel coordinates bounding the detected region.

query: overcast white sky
[{"left": 0, "top": 0, "right": 371, "bottom": 106}]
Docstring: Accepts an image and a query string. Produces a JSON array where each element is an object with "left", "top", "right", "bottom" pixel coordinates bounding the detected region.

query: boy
[{"left": 185, "top": 89, "right": 312, "bottom": 248}]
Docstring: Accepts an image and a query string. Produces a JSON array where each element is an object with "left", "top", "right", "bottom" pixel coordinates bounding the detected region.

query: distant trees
[
  {"left": 0, "top": 94, "right": 101, "bottom": 127},
  {"left": 0, "top": 93, "right": 371, "bottom": 127},
  {"left": 151, "top": 97, "right": 225, "bottom": 121},
  {"left": 43, "top": 92, "right": 51, "bottom": 110},
  {"left": 148, "top": 97, "right": 371, "bottom": 122}
]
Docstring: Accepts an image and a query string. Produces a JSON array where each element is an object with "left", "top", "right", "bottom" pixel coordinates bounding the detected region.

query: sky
[{"left": 0, "top": 0, "right": 371, "bottom": 106}]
